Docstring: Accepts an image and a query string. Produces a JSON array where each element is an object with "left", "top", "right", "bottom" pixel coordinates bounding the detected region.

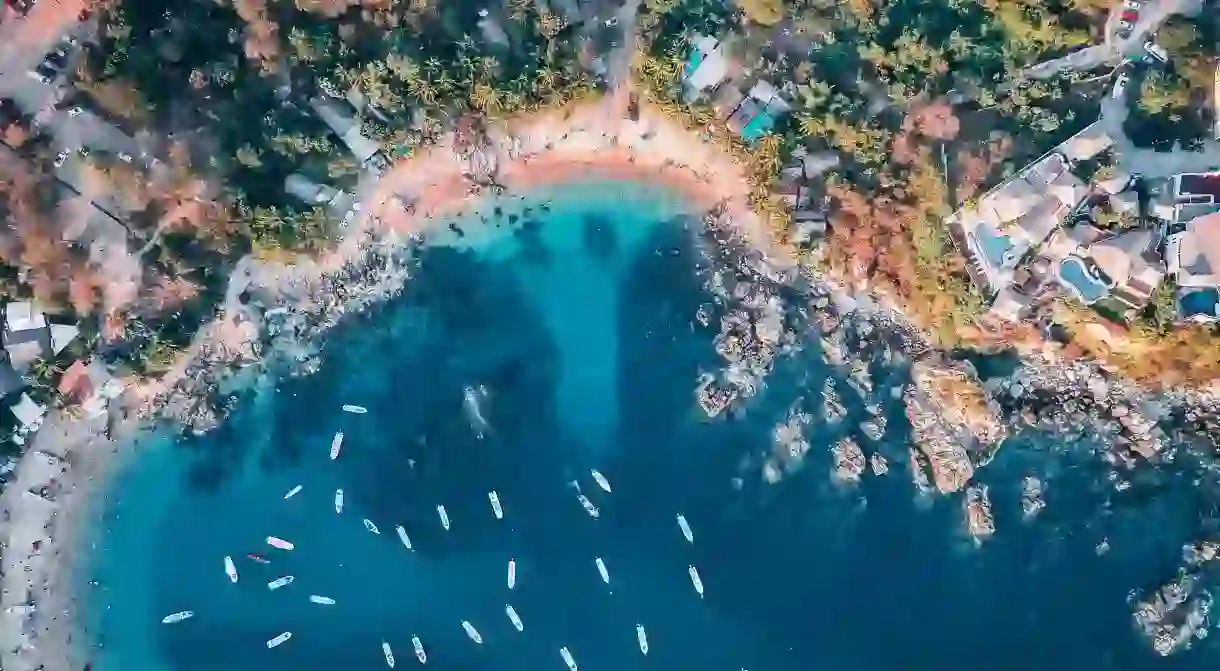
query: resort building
[
  {"left": 1055, "top": 228, "right": 1165, "bottom": 314},
  {"left": 309, "top": 95, "right": 382, "bottom": 165},
  {"left": 683, "top": 35, "right": 731, "bottom": 101},
  {"left": 1165, "top": 212, "right": 1220, "bottom": 323},
  {"left": 1056, "top": 120, "right": 1118, "bottom": 163},
  {"left": 2, "top": 302, "right": 78, "bottom": 372}
]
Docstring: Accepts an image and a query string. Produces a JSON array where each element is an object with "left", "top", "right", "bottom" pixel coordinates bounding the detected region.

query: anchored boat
[
  {"left": 341, "top": 404, "right": 367, "bottom": 414},
  {"left": 462, "top": 620, "right": 483, "bottom": 644},
  {"left": 488, "top": 490, "right": 503, "bottom": 519},
  {"left": 505, "top": 604, "right": 523, "bottom": 631},
  {"left": 364, "top": 518, "right": 381, "bottom": 535},
  {"left": 330, "top": 432, "right": 344, "bottom": 460},
  {"left": 267, "top": 575, "right": 294, "bottom": 591},
  {"left": 590, "top": 469, "right": 612, "bottom": 493},
  {"left": 223, "top": 556, "right": 238, "bottom": 584},
  {"left": 266, "top": 536, "right": 294, "bottom": 551},
  {"left": 677, "top": 514, "right": 693, "bottom": 544},
  {"left": 636, "top": 624, "right": 648, "bottom": 655},
  {"left": 412, "top": 635, "right": 426, "bottom": 664},
  {"left": 382, "top": 641, "right": 395, "bottom": 668},
  {"left": 688, "top": 565, "right": 704, "bottom": 598},
  {"left": 594, "top": 557, "right": 609, "bottom": 584},
  {"left": 560, "top": 646, "right": 577, "bottom": 671},
  {"left": 161, "top": 611, "right": 193, "bottom": 624},
  {"left": 396, "top": 525, "right": 413, "bottom": 550},
  {"left": 266, "top": 631, "right": 292, "bottom": 649},
  {"left": 283, "top": 485, "right": 302, "bottom": 499},
  {"left": 437, "top": 504, "right": 450, "bottom": 531},
  {"left": 309, "top": 595, "right": 335, "bottom": 605}
]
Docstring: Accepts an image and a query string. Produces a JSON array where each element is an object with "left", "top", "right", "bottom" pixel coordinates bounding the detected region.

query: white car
[
  {"left": 1123, "top": 0, "right": 1141, "bottom": 8},
  {"left": 1143, "top": 40, "right": 1169, "bottom": 63},
  {"left": 1111, "top": 71, "right": 1130, "bottom": 101},
  {"left": 53, "top": 150, "right": 69, "bottom": 167},
  {"left": 117, "top": 151, "right": 133, "bottom": 162},
  {"left": 68, "top": 106, "right": 83, "bottom": 117}
]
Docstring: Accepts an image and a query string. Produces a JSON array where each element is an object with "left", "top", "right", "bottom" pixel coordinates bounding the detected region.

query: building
[
  {"left": 1084, "top": 228, "right": 1165, "bottom": 311},
  {"left": 9, "top": 392, "right": 46, "bottom": 441},
  {"left": 1055, "top": 120, "right": 1117, "bottom": 163},
  {"left": 310, "top": 96, "right": 381, "bottom": 164},
  {"left": 2, "top": 302, "right": 78, "bottom": 372},
  {"left": 1166, "top": 211, "right": 1220, "bottom": 287},
  {"left": 683, "top": 35, "right": 731, "bottom": 101}
]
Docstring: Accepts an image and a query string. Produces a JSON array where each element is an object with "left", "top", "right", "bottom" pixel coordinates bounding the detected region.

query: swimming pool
[{"left": 1057, "top": 256, "right": 1110, "bottom": 304}]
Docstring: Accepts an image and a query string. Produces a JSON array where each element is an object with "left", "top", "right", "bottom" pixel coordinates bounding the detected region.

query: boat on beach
[
  {"left": 505, "top": 604, "right": 523, "bottom": 631},
  {"left": 462, "top": 620, "right": 483, "bottom": 644},
  {"left": 688, "top": 565, "right": 703, "bottom": 598},
  {"left": 488, "top": 490, "right": 503, "bottom": 519},
  {"left": 364, "top": 518, "right": 381, "bottom": 534},
  {"left": 560, "top": 645, "right": 577, "bottom": 671},
  {"left": 508, "top": 558, "right": 516, "bottom": 589},
  {"left": 342, "top": 404, "right": 368, "bottom": 414},
  {"left": 412, "top": 635, "right": 426, "bottom": 664},
  {"left": 309, "top": 595, "right": 335, "bottom": 605},
  {"left": 223, "top": 556, "right": 238, "bottom": 583},
  {"left": 283, "top": 485, "right": 302, "bottom": 499},
  {"left": 576, "top": 494, "right": 599, "bottom": 518},
  {"left": 396, "top": 525, "right": 413, "bottom": 550},
  {"left": 437, "top": 504, "right": 450, "bottom": 530},
  {"left": 330, "top": 432, "right": 344, "bottom": 460},
  {"left": 266, "top": 536, "right": 294, "bottom": 551},
  {"left": 266, "top": 631, "right": 292, "bottom": 649},
  {"left": 382, "top": 641, "right": 395, "bottom": 668},
  {"left": 636, "top": 624, "right": 648, "bottom": 655},
  {"left": 161, "top": 611, "right": 193, "bottom": 624},
  {"left": 677, "top": 514, "right": 693, "bottom": 544},
  {"left": 267, "top": 575, "right": 295, "bottom": 590},
  {"left": 594, "top": 557, "right": 609, "bottom": 584},
  {"left": 590, "top": 469, "right": 612, "bottom": 493}
]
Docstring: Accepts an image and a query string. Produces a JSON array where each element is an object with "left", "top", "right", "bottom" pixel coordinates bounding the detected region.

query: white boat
[
  {"left": 364, "top": 518, "right": 381, "bottom": 535},
  {"left": 576, "top": 494, "right": 599, "bottom": 519},
  {"left": 505, "top": 604, "right": 523, "bottom": 631},
  {"left": 560, "top": 646, "right": 578, "bottom": 671},
  {"left": 283, "top": 485, "right": 302, "bottom": 499},
  {"left": 412, "top": 636, "right": 426, "bottom": 664},
  {"left": 266, "top": 536, "right": 294, "bottom": 551},
  {"left": 309, "top": 595, "right": 335, "bottom": 605},
  {"left": 342, "top": 404, "right": 368, "bottom": 414},
  {"left": 395, "top": 525, "right": 413, "bottom": 550},
  {"left": 677, "top": 514, "right": 694, "bottom": 544},
  {"left": 224, "top": 556, "right": 238, "bottom": 584},
  {"left": 488, "top": 491, "right": 503, "bottom": 519},
  {"left": 382, "top": 641, "right": 395, "bottom": 668},
  {"left": 688, "top": 565, "right": 703, "bottom": 598},
  {"left": 161, "top": 610, "right": 193, "bottom": 624},
  {"left": 462, "top": 620, "right": 483, "bottom": 644},
  {"left": 267, "top": 575, "right": 295, "bottom": 590},
  {"left": 590, "top": 469, "right": 612, "bottom": 493},
  {"left": 266, "top": 631, "right": 292, "bottom": 649},
  {"left": 507, "top": 558, "right": 516, "bottom": 590},
  {"left": 334, "top": 489, "right": 344, "bottom": 514},
  {"left": 437, "top": 504, "right": 450, "bottom": 531},
  {"left": 636, "top": 624, "right": 648, "bottom": 655},
  {"left": 594, "top": 557, "right": 609, "bottom": 584},
  {"left": 330, "top": 432, "right": 344, "bottom": 460}
]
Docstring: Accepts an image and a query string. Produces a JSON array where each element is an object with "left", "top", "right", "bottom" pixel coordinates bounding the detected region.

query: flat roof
[{"left": 1177, "top": 173, "right": 1220, "bottom": 200}]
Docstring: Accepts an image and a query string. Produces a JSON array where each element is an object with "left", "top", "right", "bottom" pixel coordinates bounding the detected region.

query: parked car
[
  {"left": 1111, "top": 71, "right": 1131, "bottom": 101},
  {"left": 1123, "top": 0, "right": 1141, "bottom": 9},
  {"left": 116, "top": 152, "right": 133, "bottom": 163},
  {"left": 68, "top": 106, "right": 83, "bottom": 117},
  {"left": 1143, "top": 40, "right": 1170, "bottom": 64},
  {"left": 53, "top": 150, "right": 69, "bottom": 168},
  {"left": 1118, "top": 20, "right": 1134, "bottom": 38},
  {"left": 28, "top": 62, "right": 57, "bottom": 84}
]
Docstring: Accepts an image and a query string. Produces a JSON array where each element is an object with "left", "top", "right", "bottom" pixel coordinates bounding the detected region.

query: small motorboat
[
  {"left": 266, "top": 536, "right": 294, "bottom": 551},
  {"left": 507, "top": 558, "right": 516, "bottom": 590},
  {"left": 636, "top": 624, "right": 648, "bottom": 655},
  {"left": 266, "top": 631, "right": 292, "bottom": 649},
  {"left": 677, "top": 514, "right": 693, "bottom": 544},
  {"left": 594, "top": 557, "right": 609, "bottom": 584},
  {"left": 488, "top": 491, "right": 503, "bottom": 519},
  {"left": 330, "top": 432, "right": 344, "bottom": 460},
  {"left": 364, "top": 518, "right": 381, "bottom": 535},
  {"left": 505, "top": 604, "right": 523, "bottom": 631},
  {"left": 560, "top": 646, "right": 577, "bottom": 671},
  {"left": 461, "top": 620, "right": 483, "bottom": 644},
  {"left": 342, "top": 404, "right": 368, "bottom": 414},
  {"left": 412, "top": 635, "right": 426, "bottom": 664},
  {"left": 382, "top": 641, "right": 395, "bottom": 668},
  {"left": 283, "top": 485, "right": 302, "bottom": 500},
  {"left": 590, "top": 469, "right": 612, "bottom": 493},
  {"left": 267, "top": 575, "right": 295, "bottom": 591},
  {"left": 688, "top": 565, "right": 704, "bottom": 598},
  {"left": 161, "top": 611, "right": 193, "bottom": 624},
  {"left": 396, "top": 525, "right": 413, "bottom": 550},
  {"left": 437, "top": 504, "right": 450, "bottom": 531},
  {"left": 223, "top": 556, "right": 238, "bottom": 584},
  {"left": 309, "top": 595, "right": 335, "bottom": 605},
  {"left": 246, "top": 553, "right": 271, "bottom": 565},
  {"left": 334, "top": 489, "right": 344, "bottom": 514},
  {"left": 576, "top": 494, "right": 599, "bottom": 519}
]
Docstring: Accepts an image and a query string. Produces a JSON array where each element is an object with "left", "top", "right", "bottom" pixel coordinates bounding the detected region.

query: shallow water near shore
[{"left": 77, "top": 181, "right": 1220, "bottom": 671}]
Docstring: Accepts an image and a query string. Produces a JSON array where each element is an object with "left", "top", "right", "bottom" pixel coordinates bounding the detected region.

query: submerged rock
[
  {"left": 965, "top": 485, "right": 995, "bottom": 540},
  {"left": 831, "top": 437, "right": 866, "bottom": 484},
  {"left": 1020, "top": 476, "right": 1046, "bottom": 519},
  {"left": 869, "top": 453, "right": 889, "bottom": 476},
  {"left": 905, "top": 357, "right": 1005, "bottom": 493},
  {"left": 1132, "top": 572, "right": 1213, "bottom": 656}
]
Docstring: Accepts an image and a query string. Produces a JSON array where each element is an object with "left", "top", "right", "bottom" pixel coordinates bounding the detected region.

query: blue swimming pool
[
  {"left": 1058, "top": 257, "right": 1110, "bottom": 304},
  {"left": 1178, "top": 288, "right": 1220, "bottom": 321},
  {"left": 971, "top": 225, "right": 1016, "bottom": 270}
]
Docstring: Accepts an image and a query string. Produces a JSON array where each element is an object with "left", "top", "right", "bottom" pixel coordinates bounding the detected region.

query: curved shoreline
[{"left": 0, "top": 94, "right": 798, "bottom": 671}]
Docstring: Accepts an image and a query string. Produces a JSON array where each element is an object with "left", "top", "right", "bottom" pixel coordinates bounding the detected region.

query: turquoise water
[{"left": 80, "top": 181, "right": 1218, "bottom": 671}]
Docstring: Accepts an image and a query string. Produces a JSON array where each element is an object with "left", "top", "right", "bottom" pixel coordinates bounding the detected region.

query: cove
[{"left": 77, "top": 180, "right": 1218, "bottom": 671}]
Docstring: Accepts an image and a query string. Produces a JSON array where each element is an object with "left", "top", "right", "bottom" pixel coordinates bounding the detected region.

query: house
[
  {"left": 1085, "top": 228, "right": 1165, "bottom": 311},
  {"left": 58, "top": 359, "right": 124, "bottom": 418},
  {"left": 790, "top": 210, "right": 827, "bottom": 248},
  {"left": 1056, "top": 120, "right": 1117, "bottom": 163},
  {"left": 284, "top": 173, "right": 342, "bottom": 206},
  {"left": 683, "top": 35, "right": 731, "bottom": 101},
  {"left": 310, "top": 96, "right": 381, "bottom": 164},
  {"left": 736, "top": 81, "right": 791, "bottom": 142},
  {"left": 10, "top": 392, "right": 46, "bottom": 441},
  {"left": 1166, "top": 211, "right": 1220, "bottom": 287},
  {"left": 2, "top": 302, "right": 79, "bottom": 372}
]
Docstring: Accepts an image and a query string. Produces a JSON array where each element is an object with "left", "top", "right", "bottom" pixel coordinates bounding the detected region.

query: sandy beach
[{"left": 0, "top": 90, "right": 798, "bottom": 671}]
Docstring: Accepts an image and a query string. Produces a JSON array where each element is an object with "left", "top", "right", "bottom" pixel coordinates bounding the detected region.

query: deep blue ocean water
[{"left": 78, "top": 181, "right": 1220, "bottom": 671}]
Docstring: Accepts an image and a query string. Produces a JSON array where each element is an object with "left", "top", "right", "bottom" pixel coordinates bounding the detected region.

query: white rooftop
[{"left": 5, "top": 302, "right": 46, "bottom": 333}]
